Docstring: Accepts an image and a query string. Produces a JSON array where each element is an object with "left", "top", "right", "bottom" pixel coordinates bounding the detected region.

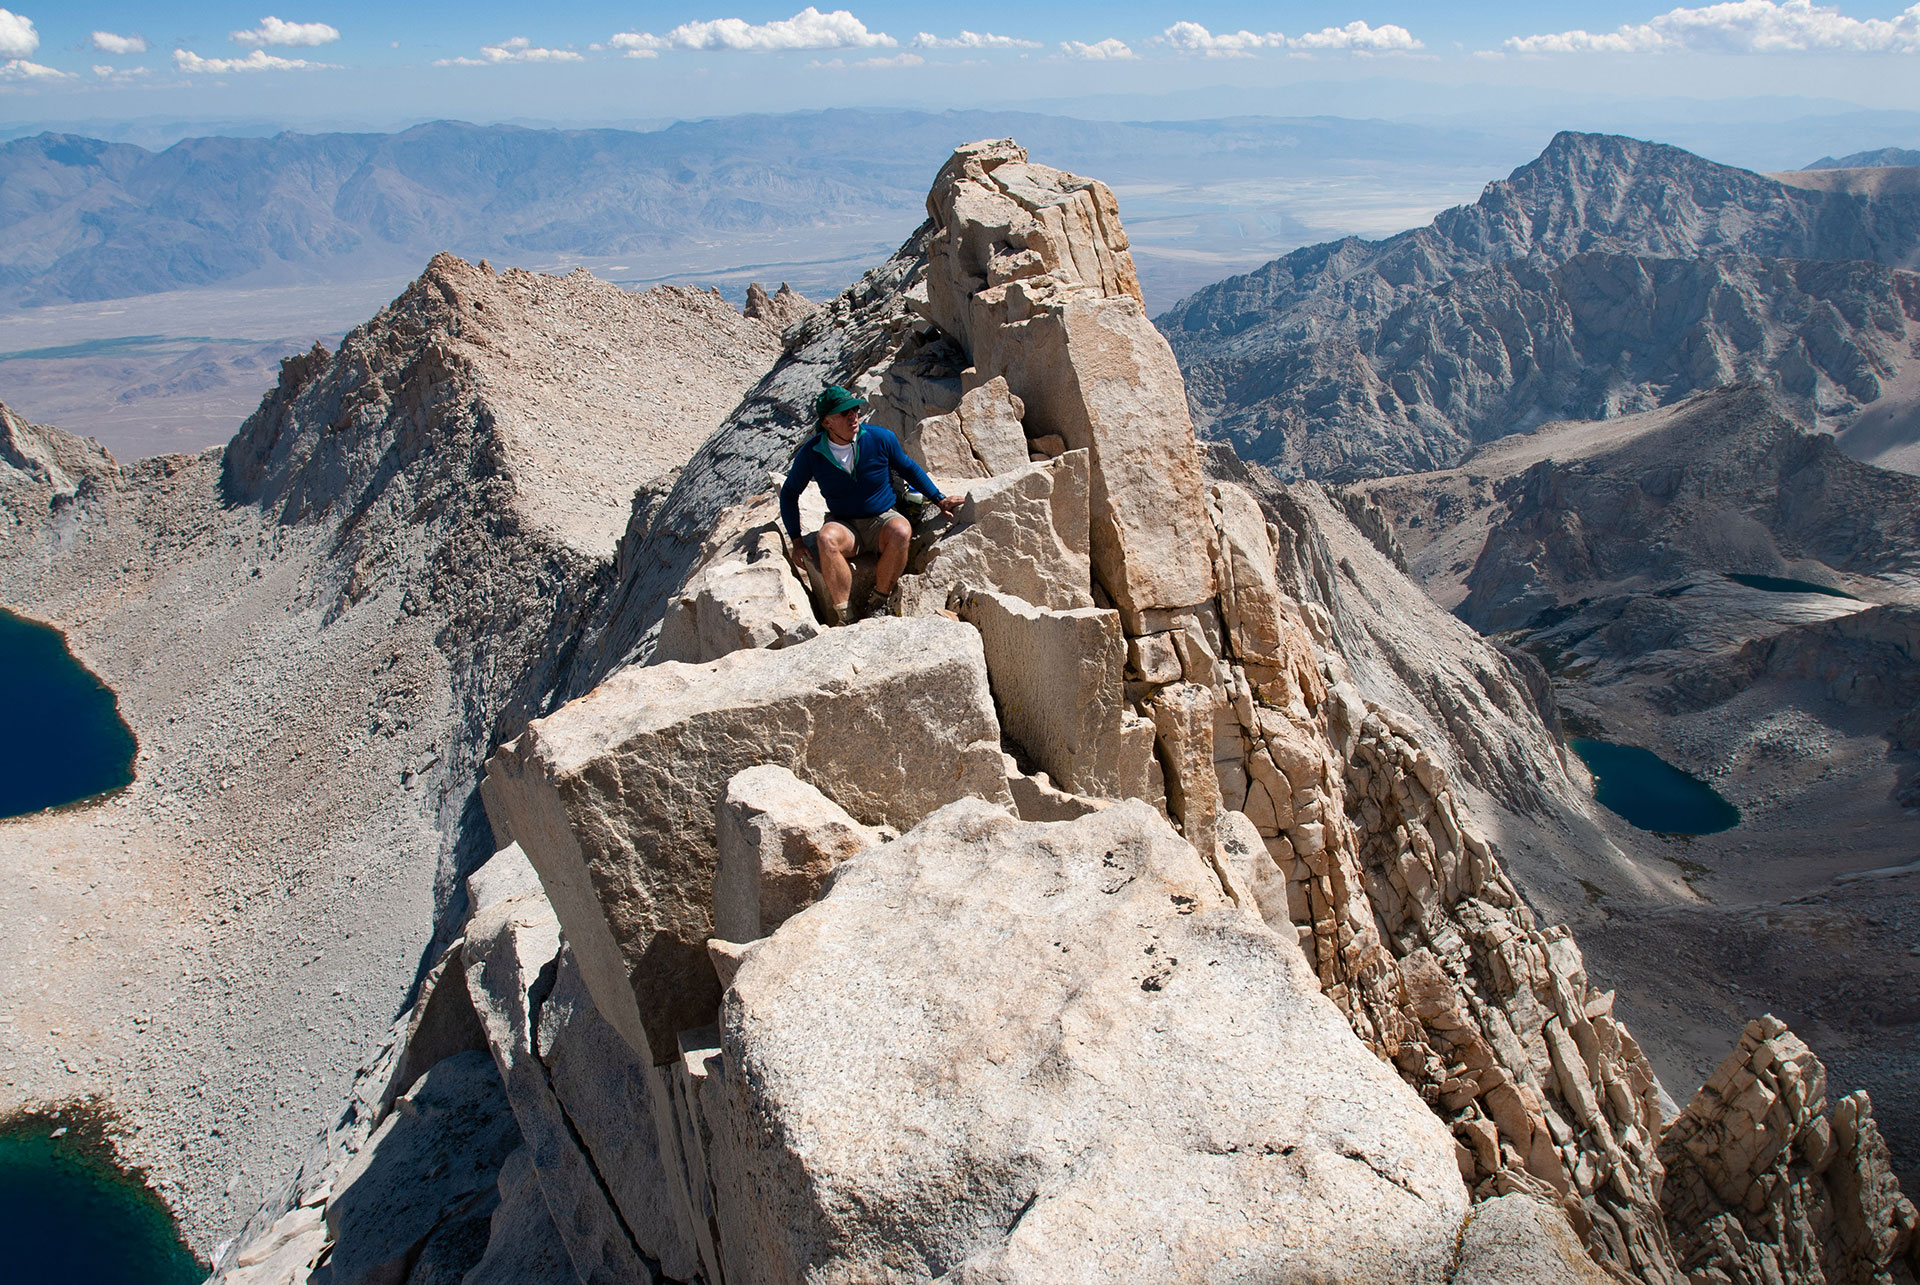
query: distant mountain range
[
  {"left": 0, "top": 111, "right": 1526, "bottom": 311},
  {"left": 1157, "top": 131, "right": 1920, "bottom": 480},
  {"left": 1806, "top": 147, "right": 1920, "bottom": 169}
]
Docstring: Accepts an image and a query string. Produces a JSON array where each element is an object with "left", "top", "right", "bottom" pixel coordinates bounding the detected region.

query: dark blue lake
[
  {"left": 1724, "top": 573, "right": 1856, "bottom": 600},
  {"left": 0, "top": 1118, "right": 202, "bottom": 1284},
  {"left": 1568, "top": 738, "right": 1741, "bottom": 835},
  {"left": 0, "top": 608, "right": 136, "bottom": 819}
]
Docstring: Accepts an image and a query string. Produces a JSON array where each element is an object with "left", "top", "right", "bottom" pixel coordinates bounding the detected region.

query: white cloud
[
  {"left": 1, "top": 58, "right": 72, "bottom": 80},
  {"left": 92, "top": 63, "right": 149, "bottom": 80},
  {"left": 912, "top": 30, "right": 1039, "bottom": 49},
  {"left": 1059, "top": 37, "right": 1135, "bottom": 59},
  {"left": 434, "top": 37, "right": 585, "bottom": 66},
  {"left": 1158, "top": 22, "right": 1281, "bottom": 56},
  {"left": 1288, "top": 20, "right": 1422, "bottom": 52},
  {"left": 231, "top": 16, "right": 340, "bottom": 48},
  {"left": 174, "top": 47, "right": 335, "bottom": 72},
  {"left": 808, "top": 50, "right": 921, "bottom": 67},
  {"left": 1503, "top": 1, "right": 1920, "bottom": 56},
  {"left": 608, "top": 33, "right": 661, "bottom": 58},
  {"left": 1157, "top": 19, "right": 1421, "bottom": 57},
  {"left": 92, "top": 31, "right": 148, "bottom": 55},
  {"left": 613, "top": 7, "right": 895, "bottom": 53},
  {"left": 1500, "top": 29, "right": 1651, "bottom": 54},
  {"left": 0, "top": 8, "right": 37, "bottom": 59}
]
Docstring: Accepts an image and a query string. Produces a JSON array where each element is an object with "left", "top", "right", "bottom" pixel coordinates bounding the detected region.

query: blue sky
[{"left": 3, "top": 3, "right": 1918, "bottom": 127}]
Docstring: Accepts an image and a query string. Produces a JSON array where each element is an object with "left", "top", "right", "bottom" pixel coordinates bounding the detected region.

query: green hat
[{"left": 815, "top": 384, "right": 866, "bottom": 421}]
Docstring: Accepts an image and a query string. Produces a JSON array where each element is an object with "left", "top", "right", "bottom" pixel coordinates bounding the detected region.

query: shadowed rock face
[
  {"left": 318, "top": 1050, "right": 521, "bottom": 1285},
  {"left": 1160, "top": 131, "right": 1920, "bottom": 480}
]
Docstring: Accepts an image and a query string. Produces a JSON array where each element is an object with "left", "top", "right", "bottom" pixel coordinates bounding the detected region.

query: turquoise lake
[
  {"left": 1567, "top": 738, "right": 1741, "bottom": 835},
  {"left": 0, "top": 1123, "right": 202, "bottom": 1284},
  {"left": 0, "top": 607, "right": 136, "bottom": 819}
]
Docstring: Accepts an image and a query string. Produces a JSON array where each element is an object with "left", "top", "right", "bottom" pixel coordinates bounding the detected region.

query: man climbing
[{"left": 781, "top": 384, "right": 963, "bottom": 624}]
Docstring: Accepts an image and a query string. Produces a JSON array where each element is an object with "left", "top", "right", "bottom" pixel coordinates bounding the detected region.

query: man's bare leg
[
  {"left": 872, "top": 515, "right": 914, "bottom": 597},
  {"left": 815, "top": 521, "right": 856, "bottom": 621}
]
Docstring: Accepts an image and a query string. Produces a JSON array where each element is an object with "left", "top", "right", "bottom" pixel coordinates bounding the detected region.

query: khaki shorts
[{"left": 823, "top": 508, "right": 905, "bottom": 555}]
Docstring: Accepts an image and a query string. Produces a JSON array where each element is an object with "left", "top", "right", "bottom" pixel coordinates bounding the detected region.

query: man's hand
[
  {"left": 787, "top": 538, "right": 813, "bottom": 568},
  {"left": 935, "top": 496, "right": 964, "bottom": 518}
]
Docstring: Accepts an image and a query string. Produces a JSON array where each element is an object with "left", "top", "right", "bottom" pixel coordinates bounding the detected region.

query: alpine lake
[
  {"left": 0, "top": 1111, "right": 202, "bottom": 1284},
  {"left": 1723, "top": 572, "right": 1857, "bottom": 600},
  {"left": 1567, "top": 737, "right": 1741, "bottom": 836},
  {"left": 0, "top": 606, "right": 136, "bottom": 819}
]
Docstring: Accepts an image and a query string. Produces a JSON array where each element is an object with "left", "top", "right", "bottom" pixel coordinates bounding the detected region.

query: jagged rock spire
[{"left": 921, "top": 138, "right": 1216, "bottom": 621}]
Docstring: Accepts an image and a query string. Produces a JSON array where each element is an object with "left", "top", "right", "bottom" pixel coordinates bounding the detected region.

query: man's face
[{"left": 823, "top": 408, "right": 861, "bottom": 442}]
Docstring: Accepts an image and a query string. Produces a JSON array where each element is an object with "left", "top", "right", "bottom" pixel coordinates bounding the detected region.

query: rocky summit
[
  {"left": 6, "top": 138, "right": 1919, "bottom": 1285},
  {"left": 1159, "top": 131, "right": 1920, "bottom": 480}
]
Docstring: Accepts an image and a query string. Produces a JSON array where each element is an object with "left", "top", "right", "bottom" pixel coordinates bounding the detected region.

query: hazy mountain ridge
[
  {"left": 1159, "top": 131, "right": 1920, "bottom": 479},
  {"left": 0, "top": 120, "right": 896, "bottom": 306},
  {"left": 1809, "top": 147, "right": 1920, "bottom": 169},
  {"left": 1457, "top": 385, "right": 1920, "bottom": 631},
  {"left": 0, "top": 111, "right": 1523, "bottom": 312}
]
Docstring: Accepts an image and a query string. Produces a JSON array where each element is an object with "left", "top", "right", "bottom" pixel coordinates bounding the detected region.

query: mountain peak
[
  {"left": 224, "top": 253, "right": 782, "bottom": 556},
  {"left": 1162, "top": 130, "right": 1920, "bottom": 479}
]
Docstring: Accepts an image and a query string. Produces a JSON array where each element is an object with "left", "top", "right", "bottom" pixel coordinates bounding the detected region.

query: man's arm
[
  {"left": 880, "top": 429, "right": 961, "bottom": 511},
  {"left": 779, "top": 448, "right": 812, "bottom": 545}
]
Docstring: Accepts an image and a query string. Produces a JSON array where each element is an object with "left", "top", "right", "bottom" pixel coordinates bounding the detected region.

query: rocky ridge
[
  {"left": 1773, "top": 166, "right": 1920, "bottom": 200},
  {"left": 0, "top": 264, "right": 780, "bottom": 1250},
  {"left": 1662, "top": 1016, "right": 1919, "bottom": 1283},
  {"left": 740, "top": 282, "right": 814, "bottom": 337},
  {"left": 212, "top": 141, "right": 1918, "bottom": 1284},
  {"left": 1159, "top": 131, "right": 1920, "bottom": 480}
]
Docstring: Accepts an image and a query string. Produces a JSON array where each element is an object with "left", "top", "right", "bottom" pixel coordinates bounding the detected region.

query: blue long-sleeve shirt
[{"left": 779, "top": 424, "right": 944, "bottom": 540}]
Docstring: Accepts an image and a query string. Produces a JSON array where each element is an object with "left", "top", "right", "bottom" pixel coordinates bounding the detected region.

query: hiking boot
[{"left": 861, "top": 586, "right": 894, "bottom": 620}]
